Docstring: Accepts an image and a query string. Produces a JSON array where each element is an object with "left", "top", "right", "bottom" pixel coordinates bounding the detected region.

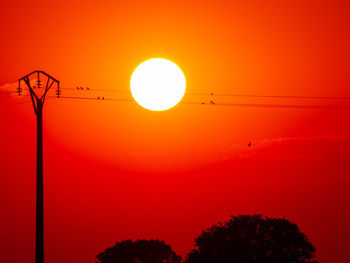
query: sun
[{"left": 130, "top": 58, "right": 186, "bottom": 111}]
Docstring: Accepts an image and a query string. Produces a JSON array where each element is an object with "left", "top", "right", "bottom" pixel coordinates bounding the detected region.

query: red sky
[{"left": 1, "top": 0, "right": 350, "bottom": 262}]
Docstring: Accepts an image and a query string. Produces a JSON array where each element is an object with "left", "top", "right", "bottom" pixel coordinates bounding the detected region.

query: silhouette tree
[
  {"left": 185, "top": 215, "right": 318, "bottom": 263},
  {"left": 96, "top": 239, "right": 182, "bottom": 263}
]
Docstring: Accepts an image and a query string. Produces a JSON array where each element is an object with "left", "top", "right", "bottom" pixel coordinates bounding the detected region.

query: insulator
[
  {"left": 56, "top": 89, "right": 61, "bottom": 98},
  {"left": 17, "top": 82, "right": 22, "bottom": 96},
  {"left": 37, "top": 72, "right": 41, "bottom": 88}
]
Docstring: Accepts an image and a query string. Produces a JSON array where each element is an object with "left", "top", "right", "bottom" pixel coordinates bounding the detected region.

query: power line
[
  {"left": 50, "top": 96, "right": 350, "bottom": 111},
  {"left": 0, "top": 96, "right": 54, "bottom": 109},
  {"left": 189, "top": 93, "right": 350, "bottom": 100},
  {"left": 52, "top": 96, "right": 132, "bottom": 102},
  {"left": 196, "top": 102, "right": 350, "bottom": 110},
  {"left": 61, "top": 87, "right": 350, "bottom": 100},
  {"left": 3, "top": 87, "right": 350, "bottom": 111},
  {"left": 62, "top": 88, "right": 127, "bottom": 93},
  {"left": 0, "top": 100, "right": 31, "bottom": 108},
  {"left": 0, "top": 94, "right": 13, "bottom": 99},
  {"left": 0, "top": 94, "right": 30, "bottom": 99},
  {"left": 0, "top": 94, "right": 22, "bottom": 99}
]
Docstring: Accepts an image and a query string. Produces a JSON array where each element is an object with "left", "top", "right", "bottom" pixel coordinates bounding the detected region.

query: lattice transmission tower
[{"left": 18, "top": 71, "right": 60, "bottom": 263}]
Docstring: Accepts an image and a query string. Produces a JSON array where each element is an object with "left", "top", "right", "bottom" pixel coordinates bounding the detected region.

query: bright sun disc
[{"left": 130, "top": 58, "right": 186, "bottom": 111}]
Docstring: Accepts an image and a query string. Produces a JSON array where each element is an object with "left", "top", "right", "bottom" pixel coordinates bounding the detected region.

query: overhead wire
[
  {"left": 60, "top": 87, "right": 350, "bottom": 100},
  {"left": 0, "top": 93, "right": 31, "bottom": 99},
  {"left": 2, "top": 86, "right": 350, "bottom": 111},
  {"left": 50, "top": 96, "right": 133, "bottom": 102},
  {"left": 199, "top": 102, "right": 350, "bottom": 110},
  {"left": 0, "top": 100, "right": 32, "bottom": 108},
  {"left": 0, "top": 94, "right": 16, "bottom": 99},
  {"left": 0, "top": 95, "right": 52, "bottom": 109},
  {"left": 47, "top": 95, "right": 350, "bottom": 111},
  {"left": 189, "top": 93, "right": 350, "bottom": 100}
]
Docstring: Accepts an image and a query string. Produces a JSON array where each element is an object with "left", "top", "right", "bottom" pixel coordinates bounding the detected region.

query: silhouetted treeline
[
  {"left": 96, "top": 239, "right": 182, "bottom": 263},
  {"left": 185, "top": 214, "right": 318, "bottom": 263},
  {"left": 96, "top": 215, "right": 318, "bottom": 263}
]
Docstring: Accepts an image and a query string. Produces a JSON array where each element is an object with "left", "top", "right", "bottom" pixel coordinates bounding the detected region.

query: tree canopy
[
  {"left": 185, "top": 214, "right": 318, "bottom": 263},
  {"left": 96, "top": 239, "right": 182, "bottom": 263}
]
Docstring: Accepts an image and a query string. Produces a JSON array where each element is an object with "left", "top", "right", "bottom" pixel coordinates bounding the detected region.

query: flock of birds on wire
[{"left": 72, "top": 86, "right": 217, "bottom": 103}]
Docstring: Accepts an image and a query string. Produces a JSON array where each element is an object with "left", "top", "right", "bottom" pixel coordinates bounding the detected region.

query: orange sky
[{"left": 1, "top": 0, "right": 350, "bottom": 262}]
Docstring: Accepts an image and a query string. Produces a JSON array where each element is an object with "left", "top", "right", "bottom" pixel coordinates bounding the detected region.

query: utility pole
[{"left": 18, "top": 71, "right": 60, "bottom": 263}]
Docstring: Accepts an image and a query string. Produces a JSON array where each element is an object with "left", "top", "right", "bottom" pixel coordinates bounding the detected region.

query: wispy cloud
[
  {"left": 0, "top": 82, "right": 18, "bottom": 95},
  {"left": 0, "top": 80, "right": 36, "bottom": 96},
  {"left": 258, "top": 134, "right": 350, "bottom": 146},
  {"left": 218, "top": 134, "right": 350, "bottom": 162}
]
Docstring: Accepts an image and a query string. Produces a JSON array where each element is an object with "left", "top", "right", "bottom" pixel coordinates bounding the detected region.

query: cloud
[
  {"left": 219, "top": 134, "right": 350, "bottom": 162},
  {"left": 0, "top": 82, "right": 18, "bottom": 95},
  {"left": 258, "top": 134, "right": 350, "bottom": 146},
  {"left": 0, "top": 80, "right": 36, "bottom": 96}
]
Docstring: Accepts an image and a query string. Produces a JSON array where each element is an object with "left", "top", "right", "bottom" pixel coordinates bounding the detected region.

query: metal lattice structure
[{"left": 18, "top": 71, "right": 60, "bottom": 263}]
